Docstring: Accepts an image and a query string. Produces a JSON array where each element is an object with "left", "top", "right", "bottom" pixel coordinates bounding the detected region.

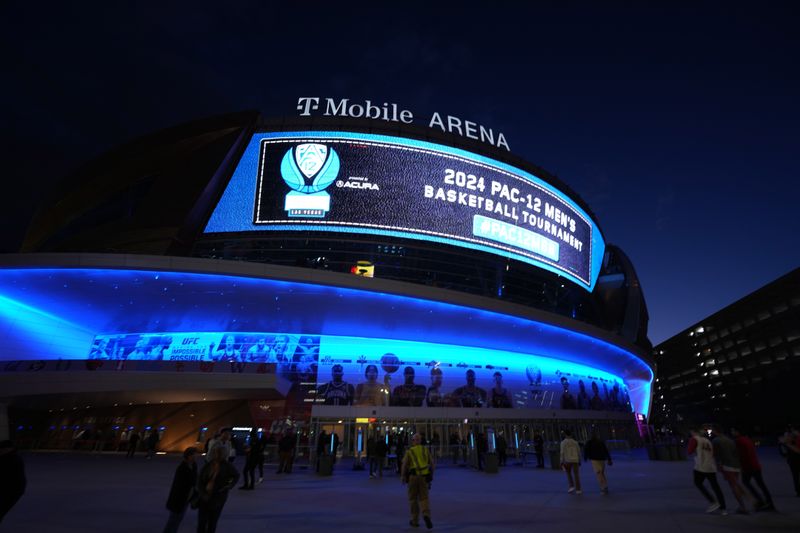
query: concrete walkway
[{"left": 3, "top": 448, "right": 799, "bottom": 532}]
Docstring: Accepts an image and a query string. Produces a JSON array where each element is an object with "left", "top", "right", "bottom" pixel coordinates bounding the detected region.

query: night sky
[{"left": 2, "top": 2, "right": 799, "bottom": 345}]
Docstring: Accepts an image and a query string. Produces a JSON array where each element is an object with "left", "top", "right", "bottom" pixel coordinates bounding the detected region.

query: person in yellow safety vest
[{"left": 401, "top": 433, "right": 435, "bottom": 529}]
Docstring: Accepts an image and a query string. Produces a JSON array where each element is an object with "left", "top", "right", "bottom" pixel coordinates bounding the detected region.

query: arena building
[{"left": 0, "top": 111, "right": 654, "bottom": 459}]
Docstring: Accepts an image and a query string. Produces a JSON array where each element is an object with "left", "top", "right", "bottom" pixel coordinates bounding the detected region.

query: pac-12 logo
[{"left": 280, "top": 143, "right": 340, "bottom": 218}]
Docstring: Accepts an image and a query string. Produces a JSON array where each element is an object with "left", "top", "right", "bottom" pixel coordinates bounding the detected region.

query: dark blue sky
[{"left": 2, "top": 2, "right": 798, "bottom": 344}]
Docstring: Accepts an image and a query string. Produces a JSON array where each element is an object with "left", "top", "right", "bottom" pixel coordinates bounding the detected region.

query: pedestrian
[
  {"left": 710, "top": 426, "right": 749, "bottom": 514},
  {"left": 367, "top": 435, "right": 377, "bottom": 478},
  {"left": 118, "top": 429, "right": 130, "bottom": 452},
  {"left": 0, "top": 440, "right": 26, "bottom": 524},
  {"left": 559, "top": 429, "right": 582, "bottom": 494},
  {"left": 476, "top": 432, "right": 486, "bottom": 471},
  {"left": 496, "top": 431, "right": 508, "bottom": 467},
  {"left": 778, "top": 425, "right": 800, "bottom": 496},
  {"left": 374, "top": 433, "right": 388, "bottom": 478},
  {"left": 277, "top": 430, "right": 295, "bottom": 474},
  {"left": 256, "top": 432, "right": 267, "bottom": 484},
  {"left": 687, "top": 428, "right": 727, "bottom": 514},
  {"left": 163, "top": 447, "right": 198, "bottom": 533},
  {"left": 449, "top": 433, "right": 460, "bottom": 465},
  {"left": 584, "top": 431, "right": 613, "bottom": 494},
  {"left": 146, "top": 429, "right": 160, "bottom": 459},
  {"left": 533, "top": 432, "right": 544, "bottom": 468},
  {"left": 127, "top": 430, "right": 140, "bottom": 458},
  {"left": 197, "top": 444, "right": 239, "bottom": 533},
  {"left": 240, "top": 433, "right": 260, "bottom": 490},
  {"left": 207, "top": 429, "right": 232, "bottom": 463},
  {"left": 731, "top": 427, "right": 775, "bottom": 511},
  {"left": 401, "top": 433, "right": 434, "bottom": 529}
]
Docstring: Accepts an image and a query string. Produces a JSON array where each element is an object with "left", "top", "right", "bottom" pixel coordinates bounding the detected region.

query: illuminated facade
[{"left": 1, "top": 112, "right": 653, "bottom": 453}]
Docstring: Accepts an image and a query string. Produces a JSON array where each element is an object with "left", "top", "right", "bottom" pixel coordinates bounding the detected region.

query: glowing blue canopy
[{"left": 0, "top": 254, "right": 652, "bottom": 415}]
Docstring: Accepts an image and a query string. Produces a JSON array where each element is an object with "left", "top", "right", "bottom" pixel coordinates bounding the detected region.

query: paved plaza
[{"left": 3, "top": 447, "right": 799, "bottom": 532}]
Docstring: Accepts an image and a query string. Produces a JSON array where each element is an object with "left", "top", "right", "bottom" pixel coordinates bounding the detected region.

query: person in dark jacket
[
  {"left": 197, "top": 444, "right": 239, "bottom": 533},
  {"left": 373, "top": 434, "right": 388, "bottom": 478},
  {"left": 240, "top": 431, "right": 261, "bottom": 490},
  {"left": 584, "top": 432, "right": 613, "bottom": 494},
  {"left": 496, "top": 432, "right": 508, "bottom": 466},
  {"left": 0, "top": 440, "right": 26, "bottom": 524},
  {"left": 127, "top": 431, "right": 140, "bottom": 458},
  {"left": 533, "top": 432, "right": 545, "bottom": 468},
  {"left": 146, "top": 430, "right": 160, "bottom": 459},
  {"left": 163, "top": 447, "right": 198, "bottom": 533},
  {"left": 731, "top": 427, "right": 775, "bottom": 511},
  {"left": 277, "top": 430, "right": 296, "bottom": 474}
]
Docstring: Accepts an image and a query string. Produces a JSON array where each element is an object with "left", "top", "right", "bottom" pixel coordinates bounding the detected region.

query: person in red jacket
[{"left": 730, "top": 428, "right": 775, "bottom": 511}]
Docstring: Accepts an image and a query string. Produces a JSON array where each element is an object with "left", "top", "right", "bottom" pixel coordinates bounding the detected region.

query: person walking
[
  {"left": 207, "top": 429, "right": 232, "bottom": 463},
  {"left": 731, "top": 427, "right": 775, "bottom": 511},
  {"left": 256, "top": 432, "right": 267, "bottom": 484},
  {"left": 559, "top": 430, "right": 582, "bottom": 494},
  {"left": 197, "top": 444, "right": 239, "bottom": 533},
  {"left": 277, "top": 430, "right": 295, "bottom": 474},
  {"left": 240, "top": 436, "right": 260, "bottom": 490},
  {"left": 688, "top": 428, "right": 727, "bottom": 514},
  {"left": 0, "top": 440, "right": 26, "bottom": 525},
  {"left": 710, "top": 426, "right": 749, "bottom": 514},
  {"left": 449, "top": 433, "right": 460, "bottom": 465},
  {"left": 367, "top": 435, "right": 377, "bottom": 478},
  {"left": 145, "top": 430, "right": 160, "bottom": 459},
  {"left": 476, "top": 432, "right": 486, "bottom": 471},
  {"left": 533, "top": 432, "right": 545, "bottom": 468},
  {"left": 163, "top": 447, "right": 198, "bottom": 533},
  {"left": 584, "top": 431, "right": 612, "bottom": 494},
  {"left": 118, "top": 429, "right": 130, "bottom": 452},
  {"left": 401, "top": 433, "right": 434, "bottom": 529},
  {"left": 374, "top": 434, "right": 388, "bottom": 478},
  {"left": 127, "top": 430, "right": 140, "bottom": 458},
  {"left": 496, "top": 432, "right": 508, "bottom": 467}
]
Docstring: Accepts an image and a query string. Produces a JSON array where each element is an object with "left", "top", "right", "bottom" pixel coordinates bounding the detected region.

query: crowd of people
[
  {"left": 686, "top": 424, "right": 800, "bottom": 515},
  {"left": 2, "top": 423, "right": 798, "bottom": 530}
]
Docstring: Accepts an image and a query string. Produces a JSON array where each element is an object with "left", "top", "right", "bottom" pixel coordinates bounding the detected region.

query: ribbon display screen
[
  {"left": 205, "top": 132, "right": 605, "bottom": 290},
  {"left": 78, "top": 331, "right": 631, "bottom": 413}
]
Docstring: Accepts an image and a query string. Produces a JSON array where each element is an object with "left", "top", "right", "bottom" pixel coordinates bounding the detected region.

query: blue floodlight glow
[
  {"left": 0, "top": 266, "right": 652, "bottom": 415},
  {"left": 204, "top": 131, "right": 606, "bottom": 291}
]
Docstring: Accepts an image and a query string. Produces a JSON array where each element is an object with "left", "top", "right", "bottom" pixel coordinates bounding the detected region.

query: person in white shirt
[
  {"left": 687, "top": 428, "right": 727, "bottom": 514},
  {"left": 560, "top": 429, "right": 582, "bottom": 494}
]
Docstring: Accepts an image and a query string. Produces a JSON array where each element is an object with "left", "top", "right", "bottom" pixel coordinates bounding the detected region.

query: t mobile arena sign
[{"left": 296, "top": 97, "right": 511, "bottom": 151}]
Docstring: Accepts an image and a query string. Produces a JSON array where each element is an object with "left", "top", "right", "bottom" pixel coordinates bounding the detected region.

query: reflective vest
[{"left": 407, "top": 445, "right": 431, "bottom": 475}]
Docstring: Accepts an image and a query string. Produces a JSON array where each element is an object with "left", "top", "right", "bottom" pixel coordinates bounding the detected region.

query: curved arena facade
[{"left": 1, "top": 112, "right": 653, "bottom": 455}]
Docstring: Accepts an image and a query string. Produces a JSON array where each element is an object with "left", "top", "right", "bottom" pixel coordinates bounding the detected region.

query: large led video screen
[
  {"left": 205, "top": 132, "right": 606, "bottom": 291},
  {"left": 83, "top": 331, "right": 631, "bottom": 413}
]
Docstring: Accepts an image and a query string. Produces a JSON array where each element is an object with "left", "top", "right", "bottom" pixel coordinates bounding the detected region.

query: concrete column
[{"left": 0, "top": 402, "right": 9, "bottom": 441}]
